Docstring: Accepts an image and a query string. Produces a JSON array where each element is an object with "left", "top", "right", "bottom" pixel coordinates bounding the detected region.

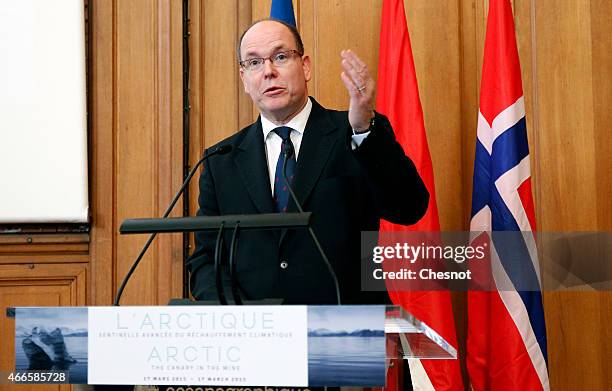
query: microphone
[
  {"left": 113, "top": 144, "right": 232, "bottom": 306},
  {"left": 280, "top": 143, "right": 342, "bottom": 304}
]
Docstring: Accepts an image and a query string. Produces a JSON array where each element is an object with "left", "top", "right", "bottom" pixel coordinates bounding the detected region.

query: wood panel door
[{"left": 0, "top": 263, "right": 86, "bottom": 391}]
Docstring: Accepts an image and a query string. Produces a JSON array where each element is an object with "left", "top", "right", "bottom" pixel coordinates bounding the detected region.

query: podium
[
  {"left": 8, "top": 304, "right": 456, "bottom": 387},
  {"left": 116, "top": 214, "right": 456, "bottom": 361},
  {"left": 3, "top": 214, "right": 457, "bottom": 386}
]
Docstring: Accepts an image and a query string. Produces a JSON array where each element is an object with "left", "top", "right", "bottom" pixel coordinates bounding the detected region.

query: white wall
[{"left": 0, "top": 0, "right": 88, "bottom": 223}]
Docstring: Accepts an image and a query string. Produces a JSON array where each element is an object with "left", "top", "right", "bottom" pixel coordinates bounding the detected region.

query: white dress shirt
[{"left": 260, "top": 97, "right": 369, "bottom": 193}]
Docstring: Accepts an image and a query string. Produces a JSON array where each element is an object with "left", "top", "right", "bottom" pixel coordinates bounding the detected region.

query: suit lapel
[
  {"left": 279, "top": 99, "right": 340, "bottom": 244},
  {"left": 292, "top": 99, "right": 339, "bottom": 207},
  {"left": 234, "top": 120, "right": 275, "bottom": 214}
]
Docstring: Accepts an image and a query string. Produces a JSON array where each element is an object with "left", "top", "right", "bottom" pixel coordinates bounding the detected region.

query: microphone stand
[
  {"left": 228, "top": 223, "right": 243, "bottom": 304},
  {"left": 113, "top": 145, "right": 231, "bottom": 306}
]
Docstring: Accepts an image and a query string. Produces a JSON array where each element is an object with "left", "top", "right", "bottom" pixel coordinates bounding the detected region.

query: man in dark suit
[{"left": 187, "top": 18, "right": 429, "bottom": 305}]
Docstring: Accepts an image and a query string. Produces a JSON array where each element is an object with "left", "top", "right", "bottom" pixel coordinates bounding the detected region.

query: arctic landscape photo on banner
[
  {"left": 15, "top": 307, "right": 88, "bottom": 384},
  {"left": 307, "top": 305, "right": 386, "bottom": 387}
]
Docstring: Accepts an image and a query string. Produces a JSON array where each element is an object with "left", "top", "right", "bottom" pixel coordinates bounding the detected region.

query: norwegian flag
[{"left": 468, "top": 1, "right": 549, "bottom": 390}]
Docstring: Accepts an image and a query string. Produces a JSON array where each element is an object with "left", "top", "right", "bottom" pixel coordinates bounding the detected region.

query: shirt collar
[{"left": 261, "top": 97, "right": 312, "bottom": 139}]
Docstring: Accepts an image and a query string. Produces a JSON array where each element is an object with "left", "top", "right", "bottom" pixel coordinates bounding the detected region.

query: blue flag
[{"left": 270, "top": 0, "right": 296, "bottom": 27}]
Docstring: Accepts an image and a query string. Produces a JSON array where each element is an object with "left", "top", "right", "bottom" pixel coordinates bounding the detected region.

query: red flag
[{"left": 376, "top": 0, "right": 463, "bottom": 389}]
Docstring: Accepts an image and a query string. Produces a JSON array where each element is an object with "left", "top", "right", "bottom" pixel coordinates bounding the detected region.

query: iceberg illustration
[{"left": 21, "top": 327, "right": 77, "bottom": 370}]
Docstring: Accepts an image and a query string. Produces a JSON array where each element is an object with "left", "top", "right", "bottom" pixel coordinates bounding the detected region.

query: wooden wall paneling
[
  {"left": 590, "top": 0, "right": 612, "bottom": 229},
  {"left": 203, "top": 0, "right": 241, "bottom": 147},
  {"left": 187, "top": 0, "right": 205, "bottom": 222},
  {"left": 90, "top": 0, "right": 115, "bottom": 305},
  {"left": 544, "top": 291, "right": 609, "bottom": 390},
  {"left": 0, "top": 264, "right": 87, "bottom": 305},
  {"left": 113, "top": 0, "right": 160, "bottom": 305},
  {"left": 298, "top": 0, "right": 315, "bottom": 102},
  {"left": 535, "top": 0, "right": 597, "bottom": 232},
  {"left": 155, "top": 0, "right": 184, "bottom": 304},
  {"left": 187, "top": 1, "right": 249, "bottom": 295},
  {"left": 90, "top": 0, "right": 183, "bottom": 305},
  {"left": 0, "top": 234, "right": 89, "bottom": 264},
  {"left": 601, "top": 292, "right": 612, "bottom": 389},
  {"left": 116, "top": 0, "right": 182, "bottom": 305},
  {"left": 533, "top": 0, "right": 612, "bottom": 389},
  {"left": 251, "top": 0, "right": 273, "bottom": 21},
  {"left": 188, "top": 0, "right": 247, "bottom": 201},
  {"left": 237, "top": 1, "right": 255, "bottom": 128},
  {"left": 405, "top": 0, "right": 463, "bottom": 231},
  {"left": 186, "top": 1, "right": 235, "bottom": 291},
  {"left": 0, "top": 254, "right": 88, "bottom": 265},
  {"left": 591, "top": 2, "right": 612, "bottom": 388}
]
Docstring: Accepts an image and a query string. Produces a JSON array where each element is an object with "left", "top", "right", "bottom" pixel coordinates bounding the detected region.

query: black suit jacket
[{"left": 187, "top": 98, "right": 428, "bottom": 304}]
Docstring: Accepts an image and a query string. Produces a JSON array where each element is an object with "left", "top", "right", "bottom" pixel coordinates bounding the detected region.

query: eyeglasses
[{"left": 239, "top": 50, "right": 303, "bottom": 72}]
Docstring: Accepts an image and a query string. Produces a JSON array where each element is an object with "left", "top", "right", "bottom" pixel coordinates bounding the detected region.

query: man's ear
[
  {"left": 239, "top": 68, "right": 249, "bottom": 93},
  {"left": 302, "top": 55, "right": 312, "bottom": 82}
]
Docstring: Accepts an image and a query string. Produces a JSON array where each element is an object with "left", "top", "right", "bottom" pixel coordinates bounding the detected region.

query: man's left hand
[{"left": 340, "top": 49, "right": 375, "bottom": 132}]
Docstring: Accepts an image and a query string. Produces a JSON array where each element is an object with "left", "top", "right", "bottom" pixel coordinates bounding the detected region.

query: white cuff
[{"left": 350, "top": 130, "right": 370, "bottom": 150}]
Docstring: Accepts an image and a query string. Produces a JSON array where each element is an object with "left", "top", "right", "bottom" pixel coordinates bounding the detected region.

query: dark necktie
[{"left": 273, "top": 126, "right": 296, "bottom": 212}]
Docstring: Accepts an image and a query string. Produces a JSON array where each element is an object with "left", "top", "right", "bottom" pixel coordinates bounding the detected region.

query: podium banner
[{"left": 13, "top": 305, "right": 385, "bottom": 387}]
